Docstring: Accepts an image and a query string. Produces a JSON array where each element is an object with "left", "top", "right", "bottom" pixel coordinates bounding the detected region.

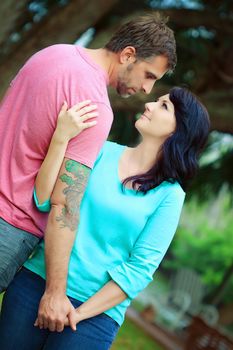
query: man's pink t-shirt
[{"left": 0, "top": 44, "right": 113, "bottom": 238}]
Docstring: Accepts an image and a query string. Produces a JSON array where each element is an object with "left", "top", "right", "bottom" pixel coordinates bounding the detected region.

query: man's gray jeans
[{"left": 0, "top": 218, "right": 39, "bottom": 292}]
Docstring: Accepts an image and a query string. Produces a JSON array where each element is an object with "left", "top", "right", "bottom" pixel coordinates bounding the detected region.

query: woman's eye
[{"left": 162, "top": 102, "right": 168, "bottom": 110}]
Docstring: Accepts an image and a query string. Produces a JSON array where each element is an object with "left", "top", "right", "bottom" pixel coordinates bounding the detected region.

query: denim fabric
[
  {"left": 0, "top": 218, "right": 39, "bottom": 292},
  {"left": 0, "top": 268, "right": 120, "bottom": 350}
]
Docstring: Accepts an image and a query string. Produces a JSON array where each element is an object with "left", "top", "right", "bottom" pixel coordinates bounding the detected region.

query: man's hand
[{"left": 34, "top": 291, "right": 76, "bottom": 332}]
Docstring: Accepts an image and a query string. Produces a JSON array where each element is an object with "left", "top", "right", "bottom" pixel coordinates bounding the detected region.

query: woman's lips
[{"left": 141, "top": 114, "right": 151, "bottom": 121}]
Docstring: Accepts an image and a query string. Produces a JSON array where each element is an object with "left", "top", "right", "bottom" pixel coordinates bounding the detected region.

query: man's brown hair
[{"left": 105, "top": 13, "right": 176, "bottom": 72}]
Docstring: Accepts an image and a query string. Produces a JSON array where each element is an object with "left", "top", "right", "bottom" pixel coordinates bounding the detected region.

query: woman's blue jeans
[{"left": 0, "top": 268, "right": 120, "bottom": 350}]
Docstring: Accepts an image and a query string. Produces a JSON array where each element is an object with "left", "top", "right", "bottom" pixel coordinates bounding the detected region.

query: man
[{"left": 0, "top": 13, "right": 176, "bottom": 329}]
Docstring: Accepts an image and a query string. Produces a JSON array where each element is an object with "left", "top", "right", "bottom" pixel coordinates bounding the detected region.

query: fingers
[
  {"left": 72, "top": 110, "right": 98, "bottom": 131},
  {"left": 63, "top": 99, "right": 98, "bottom": 120},
  {"left": 34, "top": 316, "right": 65, "bottom": 332},
  {"left": 60, "top": 100, "right": 96, "bottom": 117},
  {"left": 35, "top": 312, "right": 48, "bottom": 330},
  {"left": 43, "top": 318, "right": 49, "bottom": 330},
  {"left": 48, "top": 320, "right": 56, "bottom": 332},
  {"left": 61, "top": 101, "right": 68, "bottom": 111},
  {"left": 68, "top": 309, "right": 77, "bottom": 331},
  {"left": 46, "top": 318, "right": 64, "bottom": 332},
  {"left": 36, "top": 313, "right": 45, "bottom": 330},
  {"left": 64, "top": 316, "right": 69, "bottom": 327},
  {"left": 70, "top": 100, "right": 91, "bottom": 111},
  {"left": 79, "top": 111, "right": 98, "bottom": 122},
  {"left": 82, "top": 121, "right": 97, "bottom": 129},
  {"left": 73, "top": 105, "right": 98, "bottom": 119},
  {"left": 34, "top": 294, "right": 75, "bottom": 333},
  {"left": 57, "top": 100, "right": 98, "bottom": 139},
  {"left": 34, "top": 314, "right": 75, "bottom": 333},
  {"left": 56, "top": 321, "right": 65, "bottom": 332}
]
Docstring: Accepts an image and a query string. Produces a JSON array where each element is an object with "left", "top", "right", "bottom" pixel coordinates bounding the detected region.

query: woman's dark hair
[{"left": 123, "top": 87, "right": 210, "bottom": 193}]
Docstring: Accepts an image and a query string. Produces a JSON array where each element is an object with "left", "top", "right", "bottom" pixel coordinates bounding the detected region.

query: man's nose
[{"left": 142, "top": 81, "right": 155, "bottom": 94}]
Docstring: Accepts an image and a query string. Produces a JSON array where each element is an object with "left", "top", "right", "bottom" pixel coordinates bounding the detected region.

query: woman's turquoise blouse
[{"left": 24, "top": 141, "right": 185, "bottom": 326}]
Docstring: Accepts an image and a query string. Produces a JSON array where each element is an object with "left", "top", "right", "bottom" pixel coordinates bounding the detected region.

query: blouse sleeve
[
  {"left": 33, "top": 188, "right": 51, "bottom": 212},
  {"left": 107, "top": 186, "right": 185, "bottom": 300}
]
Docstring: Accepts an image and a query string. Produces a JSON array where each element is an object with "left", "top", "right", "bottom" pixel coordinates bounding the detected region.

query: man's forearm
[
  {"left": 36, "top": 203, "right": 79, "bottom": 332},
  {"left": 36, "top": 159, "right": 91, "bottom": 331},
  {"left": 44, "top": 204, "right": 76, "bottom": 294},
  {"left": 44, "top": 160, "right": 90, "bottom": 293}
]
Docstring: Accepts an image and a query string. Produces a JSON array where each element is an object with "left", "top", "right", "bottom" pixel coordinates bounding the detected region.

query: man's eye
[{"left": 146, "top": 73, "right": 156, "bottom": 80}]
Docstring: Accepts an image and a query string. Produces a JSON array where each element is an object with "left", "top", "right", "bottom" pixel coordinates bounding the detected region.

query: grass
[
  {"left": 111, "top": 318, "right": 164, "bottom": 350},
  {"left": 112, "top": 272, "right": 169, "bottom": 350}
]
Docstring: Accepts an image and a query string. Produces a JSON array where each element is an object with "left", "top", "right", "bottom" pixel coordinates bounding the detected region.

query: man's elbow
[
  {"left": 50, "top": 190, "right": 66, "bottom": 206},
  {"left": 50, "top": 193, "right": 75, "bottom": 219}
]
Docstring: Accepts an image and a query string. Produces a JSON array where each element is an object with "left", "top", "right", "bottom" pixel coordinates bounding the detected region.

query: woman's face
[{"left": 135, "top": 94, "right": 176, "bottom": 140}]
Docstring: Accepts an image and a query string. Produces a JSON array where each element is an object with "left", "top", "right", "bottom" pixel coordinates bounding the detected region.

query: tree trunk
[
  {"left": 0, "top": 0, "right": 30, "bottom": 45},
  {"left": 207, "top": 260, "right": 233, "bottom": 305},
  {"left": 0, "top": 0, "right": 119, "bottom": 97}
]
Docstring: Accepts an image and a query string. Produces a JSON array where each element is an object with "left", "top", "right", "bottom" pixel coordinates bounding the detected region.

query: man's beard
[{"left": 116, "top": 62, "right": 136, "bottom": 98}]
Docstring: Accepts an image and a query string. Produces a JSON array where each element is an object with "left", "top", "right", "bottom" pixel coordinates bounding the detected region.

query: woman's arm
[
  {"left": 65, "top": 186, "right": 185, "bottom": 330},
  {"left": 68, "top": 281, "right": 126, "bottom": 330},
  {"left": 35, "top": 100, "right": 98, "bottom": 204}
]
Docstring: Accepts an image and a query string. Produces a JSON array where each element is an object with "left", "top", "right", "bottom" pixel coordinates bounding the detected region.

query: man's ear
[{"left": 119, "top": 46, "right": 137, "bottom": 64}]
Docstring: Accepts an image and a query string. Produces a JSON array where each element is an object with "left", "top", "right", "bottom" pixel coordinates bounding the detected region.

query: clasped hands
[{"left": 34, "top": 292, "right": 82, "bottom": 332}]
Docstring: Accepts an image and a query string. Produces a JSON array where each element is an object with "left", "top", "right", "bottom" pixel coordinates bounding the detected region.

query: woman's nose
[{"left": 145, "top": 102, "right": 152, "bottom": 112}]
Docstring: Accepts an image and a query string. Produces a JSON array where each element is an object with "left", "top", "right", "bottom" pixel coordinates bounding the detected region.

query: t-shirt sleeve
[
  {"left": 33, "top": 188, "right": 51, "bottom": 212},
  {"left": 107, "top": 187, "right": 185, "bottom": 300},
  {"left": 65, "top": 103, "right": 113, "bottom": 169}
]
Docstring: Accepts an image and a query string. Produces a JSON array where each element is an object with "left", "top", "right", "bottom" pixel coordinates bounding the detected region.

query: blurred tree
[
  {"left": 89, "top": 0, "right": 233, "bottom": 135},
  {"left": 0, "top": 0, "right": 232, "bottom": 133},
  {"left": 188, "top": 133, "right": 233, "bottom": 202},
  {"left": 0, "top": 0, "right": 119, "bottom": 94}
]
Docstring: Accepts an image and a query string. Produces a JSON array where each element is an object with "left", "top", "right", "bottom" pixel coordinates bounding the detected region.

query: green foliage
[
  {"left": 189, "top": 132, "right": 233, "bottom": 203},
  {"left": 162, "top": 195, "right": 233, "bottom": 303}
]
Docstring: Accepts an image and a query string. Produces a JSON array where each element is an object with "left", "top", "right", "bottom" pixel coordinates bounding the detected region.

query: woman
[{"left": 0, "top": 87, "right": 210, "bottom": 350}]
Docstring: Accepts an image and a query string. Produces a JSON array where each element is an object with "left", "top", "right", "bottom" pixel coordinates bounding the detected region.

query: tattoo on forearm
[{"left": 56, "top": 160, "right": 90, "bottom": 231}]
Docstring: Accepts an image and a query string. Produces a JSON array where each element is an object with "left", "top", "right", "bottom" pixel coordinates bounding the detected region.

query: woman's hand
[
  {"left": 55, "top": 100, "right": 98, "bottom": 143},
  {"left": 64, "top": 308, "right": 84, "bottom": 331}
]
